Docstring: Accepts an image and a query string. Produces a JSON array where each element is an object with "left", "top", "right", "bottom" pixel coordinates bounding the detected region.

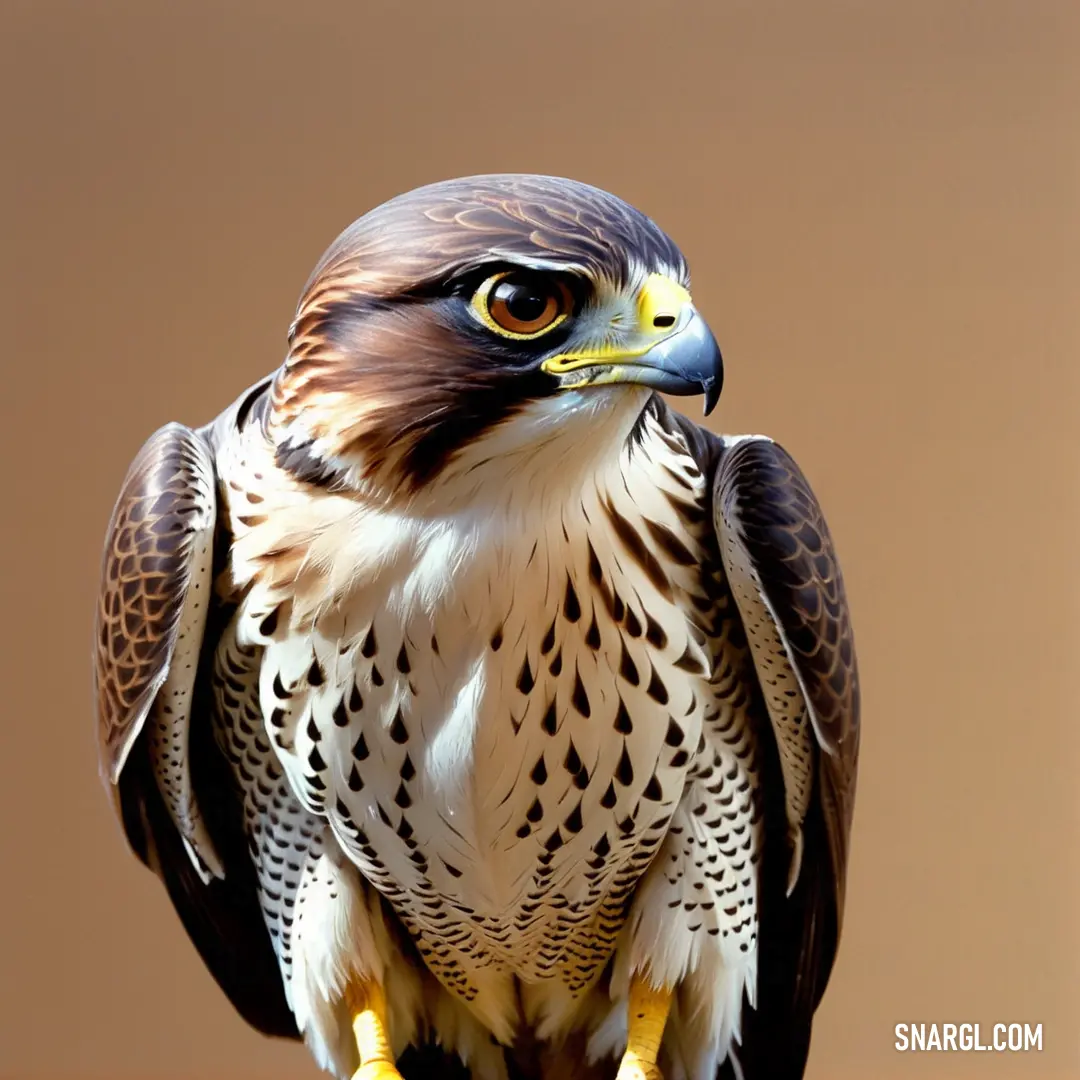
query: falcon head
[{"left": 271, "top": 174, "right": 723, "bottom": 502}]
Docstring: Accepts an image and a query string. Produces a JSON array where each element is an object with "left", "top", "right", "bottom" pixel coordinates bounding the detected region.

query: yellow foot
[
  {"left": 614, "top": 975, "right": 673, "bottom": 1080},
  {"left": 346, "top": 977, "right": 403, "bottom": 1080},
  {"left": 614, "top": 1053, "right": 663, "bottom": 1080},
  {"left": 352, "top": 1063, "right": 404, "bottom": 1080},
  {"left": 614, "top": 1057, "right": 662, "bottom": 1080}
]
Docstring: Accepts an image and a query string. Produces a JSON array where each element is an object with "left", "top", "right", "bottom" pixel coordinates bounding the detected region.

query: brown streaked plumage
[
  {"left": 95, "top": 422, "right": 224, "bottom": 884},
  {"left": 296, "top": 174, "right": 688, "bottom": 302},
  {"left": 273, "top": 175, "right": 688, "bottom": 498},
  {"left": 96, "top": 422, "right": 216, "bottom": 783},
  {"left": 93, "top": 174, "right": 860, "bottom": 1080},
  {"left": 715, "top": 437, "right": 859, "bottom": 916}
]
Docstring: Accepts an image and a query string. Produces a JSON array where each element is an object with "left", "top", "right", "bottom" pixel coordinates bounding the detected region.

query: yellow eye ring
[{"left": 471, "top": 271, "right": 572, "bottom": 339}]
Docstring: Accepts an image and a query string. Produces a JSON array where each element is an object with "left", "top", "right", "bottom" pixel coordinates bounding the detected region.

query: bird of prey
[{"left": 94, "top": 174, "right": 859, "bottom": 1080}]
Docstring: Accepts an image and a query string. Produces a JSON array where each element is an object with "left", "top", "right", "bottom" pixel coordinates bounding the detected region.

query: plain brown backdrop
[{"left": 1, "top": 1, "right": 1077, "bottom": 1078}]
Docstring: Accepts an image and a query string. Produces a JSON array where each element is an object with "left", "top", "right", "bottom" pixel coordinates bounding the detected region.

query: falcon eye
[{"left": 472, "top": 271, "right": 572, "bottom": 339}]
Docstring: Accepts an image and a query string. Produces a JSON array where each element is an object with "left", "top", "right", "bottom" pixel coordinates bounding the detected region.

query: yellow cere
[
  {"left": 541, "top": 273, "right": 692, "bottom": 377},
  {"left": 637, "top": 272, "right": 692, "bottom": 332}
]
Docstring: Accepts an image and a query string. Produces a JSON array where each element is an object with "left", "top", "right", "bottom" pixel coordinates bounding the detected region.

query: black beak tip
[
  {"left": 702, "top": 375, "right": 722, "bottom": 417},
  {"left": 700, "top": 329, "right": 724, "bottom": 417}
]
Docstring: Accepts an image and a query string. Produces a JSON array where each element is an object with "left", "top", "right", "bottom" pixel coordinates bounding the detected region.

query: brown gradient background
[{"left": 1, "top": 2, "right": 1077, "bottom": 1078}]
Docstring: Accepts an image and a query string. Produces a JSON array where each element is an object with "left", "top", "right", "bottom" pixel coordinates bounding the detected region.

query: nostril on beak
[{"left": 653, "top": 314, "right": 676, "bottom": 329}]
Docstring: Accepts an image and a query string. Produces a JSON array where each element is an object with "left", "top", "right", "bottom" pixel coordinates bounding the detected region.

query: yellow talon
[
  {"left": 347, "top": 978, "right": 403, "bottom": 1080},
  {"left": 615, "top": 975, "right": 673, "bottom": 1080}
]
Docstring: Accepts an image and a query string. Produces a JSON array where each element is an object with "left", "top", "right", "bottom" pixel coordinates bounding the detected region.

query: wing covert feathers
[
  {"left": 94, "top": 422, "right": 221, "bottom": 875},
  {"left": 714, "top": 435, "right": 860, "bottom": 920}
]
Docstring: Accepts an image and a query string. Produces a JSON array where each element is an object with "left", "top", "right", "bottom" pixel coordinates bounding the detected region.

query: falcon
[{"left": 94, "top": 174, "right": 859, "bottom": 1080}]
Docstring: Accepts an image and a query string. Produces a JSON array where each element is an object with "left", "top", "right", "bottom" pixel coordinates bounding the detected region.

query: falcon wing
[
  {"left": 661, "top": 405, "right": 860, "bottom": 1079},
  {"left": 714, "top": 435, "right": 859, "bottom": 917},
  {"left": 716, "top": 434, "right": 859, "bottom": 1077},
  {"left": 94, "top": 419, "right": 299, "bottom": 1040},
  {"left": 96, "top": 423, "right": 216, "bottom": 794}
]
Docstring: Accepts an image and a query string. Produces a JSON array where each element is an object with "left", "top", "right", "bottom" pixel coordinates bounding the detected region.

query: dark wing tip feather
[
  {"left": 118, "top": 705, "right": 301, "bottom": 1040},
  {"left": 721, "top": 762, "right": 840, "bottom": 1080}
]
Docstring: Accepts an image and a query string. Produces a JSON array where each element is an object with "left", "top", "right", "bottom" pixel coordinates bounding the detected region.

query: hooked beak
[{"left": 540, "top": 274, "right": 724, "bottom": 417}]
